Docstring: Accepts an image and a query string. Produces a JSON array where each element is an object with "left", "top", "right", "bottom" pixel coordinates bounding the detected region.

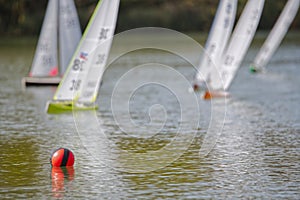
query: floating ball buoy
[{"left": 50, "top": 148, "right": 75, "bottom": 167}]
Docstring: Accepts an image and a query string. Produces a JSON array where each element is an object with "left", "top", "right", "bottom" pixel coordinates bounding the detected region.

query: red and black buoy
[{"left": 50, "top": 148, "right": 75, "bottom": 167}]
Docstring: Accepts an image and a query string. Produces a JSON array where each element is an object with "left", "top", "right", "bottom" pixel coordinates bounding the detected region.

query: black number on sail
[
  {"left": 224, "top": 55, "right": 234, "bottom": 65},
  {"left": 39, "top": 43, "right": 49, "bottom": 52},
  {"left": 66, "top": 19, "right": 76, "bottom": 28},
  {"left": 209, "top": 43, "right": 216, "bottom": 53},
  {"left": 70, "top": 79, "right": 81, "bottom": 91},
  {"left": 99, "top": 28, "right": 110, "bottom": 40},
  {"left": 247, "top": 9, "right": 259, "bottom": 35},
  {"left": 96, "top": 54, "right": 106, "bottom": 64},
  {"left": 222, "top": 71, "right": 228, "bottom": 80},
  {"left": 226, "top": 3, "right": 232, "bottom": 14},
  {"left": 42, "top": 55, "right": 53, "bottom": 65},
  {"left": 72, "top": 59, "right": 84, "bottom": 71}
]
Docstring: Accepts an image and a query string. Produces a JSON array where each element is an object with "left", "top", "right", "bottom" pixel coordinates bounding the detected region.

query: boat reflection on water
[{"left": 51, "top": 166, "right": 75, "bottom": 198}]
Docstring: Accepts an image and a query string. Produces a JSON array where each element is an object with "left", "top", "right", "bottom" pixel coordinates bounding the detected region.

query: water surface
[{"left": 0, "top": 32, "right": 299, "bottom": 199}]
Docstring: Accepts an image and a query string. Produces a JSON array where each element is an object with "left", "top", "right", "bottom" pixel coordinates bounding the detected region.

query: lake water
[{"left": 0, "top": 30, "right": 299, "bottom": 199}]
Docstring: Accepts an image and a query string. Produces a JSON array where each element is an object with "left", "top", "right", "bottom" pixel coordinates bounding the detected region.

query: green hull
[
  {"left": 249, "top": 65, "right": 258, "bottom": 73},
  {"left": 46, "top": 101, "right": 98, "bottom": 114}
]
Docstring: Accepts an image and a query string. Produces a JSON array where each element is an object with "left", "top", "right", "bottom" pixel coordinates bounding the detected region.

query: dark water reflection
[{"left": 0, "top": 32, "right": 299, "bottom": 199}]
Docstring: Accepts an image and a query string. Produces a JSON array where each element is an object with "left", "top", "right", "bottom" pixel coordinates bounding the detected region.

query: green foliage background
[{"left": 0, "top": 0, "right": 299, "bottom": 36}]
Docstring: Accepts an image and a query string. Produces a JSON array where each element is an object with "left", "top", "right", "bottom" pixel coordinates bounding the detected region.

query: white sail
[
  {"left": 53, "top": 0, "right": 120, "bottom": 104},
  {"left": 58, "top": 0, "right": 82, "bottom": 75},
  {"left": 211, "top": 0, "right": 265, "bottom": 91},
  {"left": 194, "top": 0, "right": 237, "bottom": 89},
  {"left": 250, "top": 0, "right": 300, "bottom": 72},
  {"left": 29, "top": 0, "right": 58, "bottom": 77},
  {"left": 23, "top": 0, "right": 81, "bottom": 87}
]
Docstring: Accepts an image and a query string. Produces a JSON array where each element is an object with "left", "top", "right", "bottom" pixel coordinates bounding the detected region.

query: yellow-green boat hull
[{"left": 46, "top": 101, "right": 98, "bottom": 114}]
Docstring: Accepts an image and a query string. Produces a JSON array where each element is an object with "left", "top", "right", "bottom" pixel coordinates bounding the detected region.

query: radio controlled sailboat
[
  {"left": 22, "top": 0, "right": 81, "bottom": 87},
  {"left": 249, "top": 0, "right": 300, "bottom": 73},
  {"left": 46, "top": 0, "right": 120, "bottom": 114}
]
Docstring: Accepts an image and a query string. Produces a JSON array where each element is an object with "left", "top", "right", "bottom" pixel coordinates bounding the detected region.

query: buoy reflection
[{"left": 51, "top": 166, "right": 75, "bottom": 198}]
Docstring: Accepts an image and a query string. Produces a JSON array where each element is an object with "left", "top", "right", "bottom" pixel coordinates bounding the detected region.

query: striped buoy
[{"left": 50, "top": 148, "right": 75, "bottom": 167}]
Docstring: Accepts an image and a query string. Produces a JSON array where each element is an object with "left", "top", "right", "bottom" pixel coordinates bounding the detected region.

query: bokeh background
[{"left": 0, "top": 0, "right": 299, "bottom": 36}]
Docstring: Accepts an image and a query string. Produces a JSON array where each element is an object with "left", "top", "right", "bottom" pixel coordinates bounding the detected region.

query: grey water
[{"left": 0, "top": 31, "right": 299, "bottom": 199}]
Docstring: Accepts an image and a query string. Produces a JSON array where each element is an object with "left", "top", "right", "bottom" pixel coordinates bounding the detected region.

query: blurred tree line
[{"left": 0, "top": 0, "right": 299, "bottom": 36}]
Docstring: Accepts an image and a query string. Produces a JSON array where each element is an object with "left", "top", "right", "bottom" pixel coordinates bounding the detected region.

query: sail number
[
  {"left": 96, "top": 54, "right": 106, "bottom": 64},
  {"left": 247, "top": 9, "right": 260, "bottom": 35},
  {"left": 66, "top": 19, "right": 76, "bottom": 28},
  {"left": 70, "top": 79, "right": 81, "bottom": 91},
  {"left": 224, "top": 2, "right": 232, "bottom": 28},
  {"left": 99, "top": 28, "right": 110, "bottom": 40},
  {"left": 224, "top": 55, "right": 234, "bottom": 66},
  {"left": 72, "top": 59, "right": 84, "bottom": 71},
  {"left": 60, "top": 5, "right": 77, "bottom": 28},
  {"left": 42, "top": 55, "right": 53, "bottom": 65}
]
